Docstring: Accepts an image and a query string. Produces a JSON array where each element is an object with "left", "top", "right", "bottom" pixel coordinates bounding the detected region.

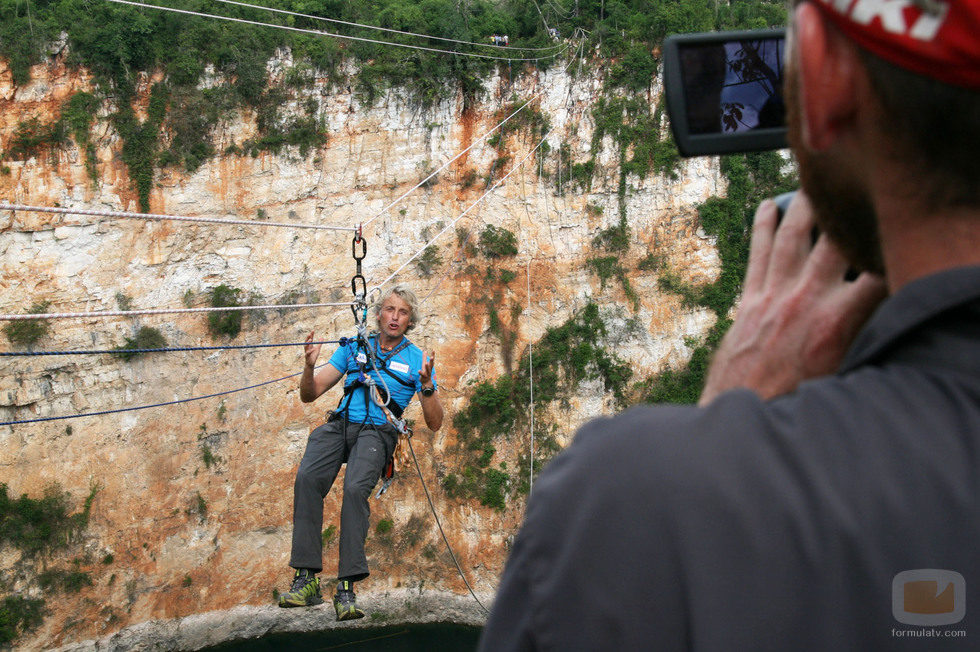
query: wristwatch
[{"left": 421, "top": 385, "right": 435, "bottom": 397}]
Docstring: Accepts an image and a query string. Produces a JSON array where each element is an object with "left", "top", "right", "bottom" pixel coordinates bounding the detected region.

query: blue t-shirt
[{"left": 328, "top": 335, "right": 436, "bottom": 425}]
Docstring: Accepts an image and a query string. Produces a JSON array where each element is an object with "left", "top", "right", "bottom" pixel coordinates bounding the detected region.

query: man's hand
[
  {"left": 299, "top": 333, "right": 342, "bottom": 402},
  {"left": 699, "top": 193, "right": 887, "bottom": 405},
  {"left": 418, "top": 350, "right": 443, "bottom": 430},
  {"left": 304, "top": 331, "right": 321, "bottom": 368},
  {"left": 420, "top": 351, "right": 436, "bottom": 388}
]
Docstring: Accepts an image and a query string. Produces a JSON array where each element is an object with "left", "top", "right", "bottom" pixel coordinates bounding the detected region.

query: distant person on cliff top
[
  {"left": 278, "top": 285, "right": 443, "bottom": 620},
  {"left": 480, "top": 0, "right": 980, "bottom": 649}
]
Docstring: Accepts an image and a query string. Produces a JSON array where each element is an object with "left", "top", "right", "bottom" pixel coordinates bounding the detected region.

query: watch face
[{"left": 421, "top": 387, "right": 434, "bottom": 396}]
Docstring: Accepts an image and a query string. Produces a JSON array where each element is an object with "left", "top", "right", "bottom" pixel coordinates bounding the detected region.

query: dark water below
[{"left": 201, "top": 622, "right": 481, "bottom": 651}]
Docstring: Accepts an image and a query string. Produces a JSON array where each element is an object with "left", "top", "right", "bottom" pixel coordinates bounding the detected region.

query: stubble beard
[{"left": 785, "top": 62, "right": 886, "bottom": 275}]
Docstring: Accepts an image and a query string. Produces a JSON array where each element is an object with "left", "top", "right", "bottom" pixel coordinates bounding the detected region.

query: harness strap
[
  {"left": 333, "top": 335, "right": 414, "bottom": 419},
  {"left": 381, "top": 367, "right": 416, "bottom": 389},
  {"left": 372, "top": 337, "right": 412, "bottom": 369},
  {"left": 330, "top": 334, "right": 417, "bottom": 498},
  {"left": 341, "top": 380, "right": 405, "bottom": 419}
]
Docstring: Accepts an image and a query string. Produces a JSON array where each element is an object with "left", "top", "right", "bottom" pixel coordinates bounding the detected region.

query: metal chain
[
  {"left": 350, "top": 226, "right": 368, "bottom": 326},
  {"left": 347, "top": 228, "right": 405, "bottom": 434},
  {"left": 348, "top": 230, "right": 411, "bottom": 496}
]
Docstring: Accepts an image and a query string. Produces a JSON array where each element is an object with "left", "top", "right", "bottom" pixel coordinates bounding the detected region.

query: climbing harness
[{"left": 334, "top": 228, "right": 416, "bottom": 497}]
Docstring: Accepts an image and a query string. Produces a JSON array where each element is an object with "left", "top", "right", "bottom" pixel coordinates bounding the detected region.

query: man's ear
[{"left": 794, "top": 2, "right": 861, "bottom": 151}]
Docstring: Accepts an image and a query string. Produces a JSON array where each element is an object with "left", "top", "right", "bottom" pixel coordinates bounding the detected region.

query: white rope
[
  {"left": 0, "top": 203, "right": 356, "bottom": 232},
  {"left": 362, "top": 35, "right": 582, "bottom": 237},
  {"left": 104, "top": 0, "right": 571, "bottom": 62},
  {"left": 368, "top": 129, "right": 553, "bottom": 293},
  {"left": 528, "top": 0, "right": 553, "bottom": 35},
  {"left": 213, "top": 0, "right": 565, "bottom": 52},
  {"left": 527, "top": 257, "right": 535, "bottom": 494},
  {"left": 544, "top": 0, "right": 572, "bottom": 19},
  {"left": 362, "top": 97, "right": 541, "bottom": 230},
  {"left": 0, "top": 302, "right": 352, "bottom": 321}
]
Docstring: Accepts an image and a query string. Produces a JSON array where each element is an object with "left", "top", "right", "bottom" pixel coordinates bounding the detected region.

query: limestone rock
[{"left": 0, "top": 52, "right": 724, "bottom": 650}]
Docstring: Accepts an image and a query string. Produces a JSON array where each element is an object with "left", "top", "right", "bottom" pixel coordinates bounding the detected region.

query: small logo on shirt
[{"left": 892, "top": 569, "right": 966, "bottom": 626}]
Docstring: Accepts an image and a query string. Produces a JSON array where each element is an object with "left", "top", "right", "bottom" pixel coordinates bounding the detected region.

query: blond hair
[{"left": 373, "top": 285, "right": 419, "bottom": 332}]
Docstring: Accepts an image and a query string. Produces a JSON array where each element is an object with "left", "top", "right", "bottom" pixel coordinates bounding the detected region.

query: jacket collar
[{"left": 839, "top": 266, "right": 980, "bottom": 373}]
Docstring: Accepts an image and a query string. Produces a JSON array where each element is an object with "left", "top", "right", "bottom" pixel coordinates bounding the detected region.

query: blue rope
[
  {"left": 0, "top": 338, "right": 349, "bottom": 357},
  {"left": 0, "top": 361, "right": 336, "bottom": 427}
]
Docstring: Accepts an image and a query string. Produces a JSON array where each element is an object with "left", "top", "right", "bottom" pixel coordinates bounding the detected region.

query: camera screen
[
  {"left": 663, "top": 29, "right": 787, "bottom": 156},
  {"left": 680, "top": 37, "right": 785, "bottom": 135}
]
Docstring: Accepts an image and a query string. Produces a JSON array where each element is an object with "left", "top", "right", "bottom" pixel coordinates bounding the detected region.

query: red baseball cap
[{"left": 809, "top": 0, "right": 980, "bottom": 88}]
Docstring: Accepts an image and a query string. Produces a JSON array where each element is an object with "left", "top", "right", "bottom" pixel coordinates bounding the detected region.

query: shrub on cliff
[
  {"left": 0, "top": 483, "right": 98, "bottom": 645},
  {"left": 0, "top": 483, "right": 96, "bottom": 557},
  {"left": 207, "top": 284, "right": 243, "bottom": 338},
  {"left": 112, "top": 326, "right": 168, "bottom": 361},
  {"left": 0, "top": 595, "right": 45, "bottom": 644},
  {"left": 415, "top": 245, "right": 443, "bottom": 277},
  {"left": 6, "top": 118, "right": 66, "bottom": 160},
  {"left": 478, "top": 225, "right": 518, "bottom": 258},
  {"left": 3, "top": 302, "right": 50, "bottom": 348}
]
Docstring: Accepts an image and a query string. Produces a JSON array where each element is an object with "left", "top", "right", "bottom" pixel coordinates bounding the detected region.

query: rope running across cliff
[
  {"left": 103, "top": 0, "right": 572, "bottom": 63},
  {"left": 1, "top": 11, "right": 572, "bottom": 612},
  {"left": 0, "top": 119, "right": 556, "bottom": 613},
  {"left": 0, "top": 97, "right": 560, "bottom": 422}
]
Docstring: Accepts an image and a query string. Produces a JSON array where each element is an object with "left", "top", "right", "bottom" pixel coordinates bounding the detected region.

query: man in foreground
[
  {"left": 279, "top": 285, "right": 443, "bottom": 620},
  {"left": 480, "top": 1, "right": 980, "bottom": 648}
]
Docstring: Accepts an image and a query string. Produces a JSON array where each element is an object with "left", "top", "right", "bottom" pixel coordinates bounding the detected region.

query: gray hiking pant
[{"left": 289, "top": 416, "right": 398, "bottom": 581}]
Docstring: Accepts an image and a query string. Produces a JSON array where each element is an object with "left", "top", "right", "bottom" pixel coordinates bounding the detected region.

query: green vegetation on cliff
[
  {"left": 0, "top": 483, "right": 99, "bottom": 644},
  {"left": 0, "top": 483, "right": 95, "bottom": 556},
  {"left": 0, "top": 0, "right": 785, "bottom": 211},
  {"left": 639, "top": 151, "right": 798, "bottom": 403},
  {"left": 0, "top": 596, "right": 45, "bottom": 644},
  {"left": 112, "top": 326, "right": 169, "bottom": 361},
  {"left": 0, "top": 0, "right": 555, "bottom": 209},
  {"left": 3, "top": 302, "right": 51, "bottom": 348},
  {"left": 443, "top": 302, "right": 630, "bottom": 510}
]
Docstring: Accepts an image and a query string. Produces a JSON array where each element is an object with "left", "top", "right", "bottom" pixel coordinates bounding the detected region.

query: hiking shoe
[
  {"left": 333, "top": 580, "right": 365, "bottom": 621},
  {"left": 278, "top": 570, "right": 323, "bottom": 608}
]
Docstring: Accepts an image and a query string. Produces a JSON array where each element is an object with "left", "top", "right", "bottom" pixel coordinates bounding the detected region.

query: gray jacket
[{"left": 480, "top": 266, "right": 980, "bottom": 651}]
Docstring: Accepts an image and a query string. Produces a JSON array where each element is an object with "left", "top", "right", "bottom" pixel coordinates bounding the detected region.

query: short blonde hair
[{"left": 373, "top": 285, "right": 419, "bottom": 332}]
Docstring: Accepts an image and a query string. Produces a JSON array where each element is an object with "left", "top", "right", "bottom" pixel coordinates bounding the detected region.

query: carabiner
[{"left": 352, "top": 234, "right": 367, "bottom": 262}]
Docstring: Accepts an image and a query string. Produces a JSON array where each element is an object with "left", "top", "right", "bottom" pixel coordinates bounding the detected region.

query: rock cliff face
[{"left": 0, "top": 51, "right": 725, "bottom": 649}]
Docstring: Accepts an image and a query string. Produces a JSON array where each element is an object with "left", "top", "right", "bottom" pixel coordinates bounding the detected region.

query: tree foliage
[{"left": 0, "top": 0, "right": 784, "bottom": 210}]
